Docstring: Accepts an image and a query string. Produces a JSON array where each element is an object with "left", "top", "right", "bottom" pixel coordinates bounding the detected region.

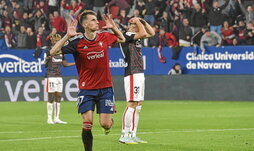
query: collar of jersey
[{"left": 83, "top": 33, "right": 97, "bottom": 42}]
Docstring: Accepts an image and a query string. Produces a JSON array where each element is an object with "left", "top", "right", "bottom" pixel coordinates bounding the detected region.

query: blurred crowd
[{"left": 0, "top": 0, "right": 254, "bottom": 50}]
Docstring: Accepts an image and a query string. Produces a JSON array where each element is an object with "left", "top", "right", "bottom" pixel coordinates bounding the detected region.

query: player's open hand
[
  {"left": 129, "top": 17, "right": 140, "bottom": 24},
  {"left": 102, "top": 14, "right": 116, "bottom": 29},
  {"left": 67, "top": 19, "right": 82, "bottom": 37}
]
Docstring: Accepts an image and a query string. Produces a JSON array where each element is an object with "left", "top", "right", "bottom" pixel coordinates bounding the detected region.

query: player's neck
[{"left": 84, "top": 30, "right": 97, "bottom": 41}]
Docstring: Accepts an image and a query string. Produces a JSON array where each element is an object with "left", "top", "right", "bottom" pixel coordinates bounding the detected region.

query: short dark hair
[{"left": 79, "top": 10, "right": 97, "bottom": 24}]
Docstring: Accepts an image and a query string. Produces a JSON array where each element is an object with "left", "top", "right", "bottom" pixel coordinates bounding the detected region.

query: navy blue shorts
[{"left": 77, "top": 87, "right": 115, "bottom": 114}]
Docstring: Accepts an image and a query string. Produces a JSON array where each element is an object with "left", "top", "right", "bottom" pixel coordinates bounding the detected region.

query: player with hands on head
[{"left": 119, "top": 17, "right": 155, "bottom": 144}]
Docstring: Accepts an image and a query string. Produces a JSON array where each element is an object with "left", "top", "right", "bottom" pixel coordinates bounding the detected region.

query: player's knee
[
  {"left": 138, "top": 101, "right": 143, "bottom": 106},
  {"left": 136, "top": 105, "right": 142, "bottom": 112},
  {"left": 100, "top": 120, "right": 113, "bottom": 129},
  {"left": 83, "top": 122, "right": 93, "bottom": 131},
  {"left": 55, "top": 96, "right": 61, "bottom": 102}
]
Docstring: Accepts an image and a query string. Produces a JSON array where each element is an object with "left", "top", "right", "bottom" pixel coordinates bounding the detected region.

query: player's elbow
[
  {"left": 117, "top": 37, "right": 126, "bottom": 43},
  {"left": 150, "top": 31, "right": 156, "bottom": 37},
  {"left": 141, "top": 33, "right": 148, "bottom": 38}
]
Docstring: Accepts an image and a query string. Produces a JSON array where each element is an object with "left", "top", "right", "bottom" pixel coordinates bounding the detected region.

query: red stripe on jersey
[
  {"left": 130, "top": 75, "right": 134, "bottom": 101},
  {"left": 122, "top": 107, "right": 128, "bottom": 130},
  {"left": 45, "top": 78, "right": 48, "bottom": 93},
  {"left": 132, "top": 109, "right": 136, "bottom": 131}
]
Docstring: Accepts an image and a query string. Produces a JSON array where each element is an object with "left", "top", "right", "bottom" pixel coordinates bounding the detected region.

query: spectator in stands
[
  {"left": 93, "top": 0, "right": 106, "bottom": 17},
  {"left": 221, "top": 20, "right": 235, "bottom": 45},
  {"left": 29, "top": 9, "right": 48, "bottom": 32},
  {"left": 168, "top": 63, "right": 182, "bottom": 75},
  {"left": 62, "top": 0, "right": 85, "bottom": 15},
  {"left": 132, "top": 8, "right": 141, "bottom": 18},
  {"left": 83, "top": 0, "right": 93, "bottom": 10},
  {"left": 135, "top": 0, "right": 145, "bottom": 17},
  {"left": 34, "top": 0, "right": 49, "bottom": 15},
  {"left": 13, "top": 25, "right": 28, "bottom": 48},
  {"left": 190, "top": 3, "right": 207, "bottom": 34},
  {"left": 46, "top": 27, "right": 58, "bottom": 47},
  {"left": 191, "top": 27, "right": 207, "bottom": 55},
  {"left": 244, "top": 22, "right": 254, "bottom": 45},
  {"left": 14, "top": 2, "right": 24, "bottom": 18},
  {"left": 4, "top": 26, "right": 17, "bottom": 48},
  {"left": 232, "top": 37, "right": 240, "bottom": 46},
  {"left": 179, "top": 18, "right": 193, "bottom": 47},
  {"left": 1, "top": 10, "right": 11, "bottom": 29},
  {"left": 233, "top": 20, "right": 246, "bottom": 44},
  {"left": 159, "top": 11, "right": 171, "bottom": 33},
  {"left": 20, "top": 12, "right": 31, "bottom": 28},
  {"left": 51, "top": 11, "right": 67, "bottom": 34},
  {"left": 118, "top": 9, "right": 129, "bottom": 26},
  {"left": 204, "top": 0, "right": 230, "bottom": 35},
  {"left": 11, "top": 11, "right": 21, "bottom": 31},
  {"left": 0, "top": 0, "right": 6, "bottom": 15},
  {"left": 7, "top": 0, "right": 16, "bottom": 17},
  {"left": 0, "top": 29, "right": 7, "bottom": 49},
  {"left": 24, "top": 0, "right": 34, "bottom": 13},
  {"left": 200, "top": 29, "right": 222, "bottom": 53},
  {"left": 178, "top": 0, "right": 192, "bottom": 21},
  {"left": 36, "top": 26, "right": 47, "bottom": 49},
  {"left": 157, "top": 28, "right": 171, "bottom": 47},
  {"left": 143, "top": 0, "right": 156, "bottom": 26},
  {"left": 48, "top": 0, "right": 59, "bottom": 15},
  {"left": 238, "top": 0, "right": 254, "bottom": 24},
  {"left": 107, "top": 0, "right": 130, "bottom": 14},
  {"left": 26, "top": 27, "right": 36, "bottom": 49},
  {"left": 243, "top": 0, "right": 254, "bottom": 8}
]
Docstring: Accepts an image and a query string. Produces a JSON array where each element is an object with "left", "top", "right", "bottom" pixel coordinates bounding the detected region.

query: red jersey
[{"left": 62, "top": 32, "right": 118, "bottom": 90}]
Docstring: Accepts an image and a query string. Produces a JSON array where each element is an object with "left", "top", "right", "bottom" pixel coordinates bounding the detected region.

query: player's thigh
[
  {"left": 45, "top": 77, "right": 58, "bottom": 93},
  {"left": 82, "top": 110, "right": 94, "bottom": 123},
  {"left": 124, "top": 75, "right": 131, "bottom": 101},
  {"left": 77, "top": 90, "right": 97, "bottom": 114},
  {"left": 56, "top": 77, "right": 63, "bottom": 93},
  {"left": 124, "top": 73, "right": 145, "bottom": 102},
  {"left": 96, "top": 87, "right": 115, "bottom": 114}
]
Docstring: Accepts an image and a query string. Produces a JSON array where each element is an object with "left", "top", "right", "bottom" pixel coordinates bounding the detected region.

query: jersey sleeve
[
  {"left": 105, "top": 32, "right": 118, "bottom": 46},
  {"left": 124, "top": 32, "right": 135, "bottom": 43},
  {"left": 61, "top": 35, "right": 82, "bottom": 54}
]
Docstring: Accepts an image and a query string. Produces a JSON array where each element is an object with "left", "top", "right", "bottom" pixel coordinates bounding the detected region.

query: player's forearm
[
  {"left": 64, "top": 62, "right": 75, "bottom": 67},
  {"left": 111, "top": 26, "right": 126, "bottom": 43},
  {"left": 50, "top": 34, "right": 71, "bottom": 56},
  {"left": 135, "top": 20, "right": 148, "bottom": 39},
  {"left": 143, "top": 22, "right": 155, "bottom": 37}
]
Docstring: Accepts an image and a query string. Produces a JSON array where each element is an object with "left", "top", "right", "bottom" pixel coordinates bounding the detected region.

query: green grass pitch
[{"left": 0, "top": 100, "right": 254, "bottom": 151}]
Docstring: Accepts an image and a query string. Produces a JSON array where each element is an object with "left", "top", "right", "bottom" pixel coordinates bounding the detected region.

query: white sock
[
  {"left": 121, "top": 107, "right": 135, "bottom": 137},
  {"left": 131, "top": 105, "right": 142, "bottom": 137},
  {"left": 54, "top": 102, "right": 60, "bottom": 120},
  {"left": 47, "top": 102, "right": 53, "bottom": 120}
]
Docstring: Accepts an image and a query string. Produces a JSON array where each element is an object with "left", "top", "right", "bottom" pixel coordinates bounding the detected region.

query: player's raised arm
[
  {"left": 130, "top": 17, "right": 148, "bottom": 40},
  {"left": 62, "top": 60, "right": 75, "bottom": 67},
  {"left": 102, "top": 14, "right": 126, "bottom": 43},
  {"left": 49, "top": 19, "right": 81, "bottom": 56},
  {"left": 139, "top": 18, "right": 155, "bottom": 38}
]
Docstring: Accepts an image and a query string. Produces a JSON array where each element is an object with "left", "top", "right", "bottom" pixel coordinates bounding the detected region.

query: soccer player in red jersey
[
  {"left": 49, "top": 10, "right": 125, "bottom": 151},
  {"left": 119, "top": 17, "right": 155, "bottom": 144}
]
